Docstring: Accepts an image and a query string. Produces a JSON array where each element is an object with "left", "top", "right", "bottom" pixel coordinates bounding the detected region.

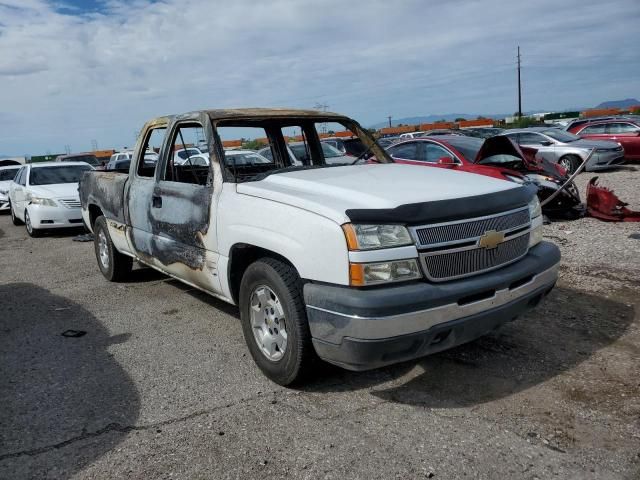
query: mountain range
[
  {"left": 370, "top": 98, "right": 639, "bottom": 129},
  {"left": 595, "top": 98, "right": 639, "bottom": 109}
]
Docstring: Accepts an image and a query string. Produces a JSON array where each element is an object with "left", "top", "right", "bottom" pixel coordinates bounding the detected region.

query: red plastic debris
[{"left": 586, "top": 177, "right": 640, "bottom": 222}]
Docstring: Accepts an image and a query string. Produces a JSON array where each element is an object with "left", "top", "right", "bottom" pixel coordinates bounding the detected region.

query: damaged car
[
  {"left": 386, "top": 135, "right": 583, "bottom": 218},
  {"left": 79, "top": 108, "right": 559, "bottom": 385}
]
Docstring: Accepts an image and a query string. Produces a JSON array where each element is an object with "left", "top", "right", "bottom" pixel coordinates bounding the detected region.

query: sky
[{"left": 0, "top": 0, "right": 638, "bottom": 155}]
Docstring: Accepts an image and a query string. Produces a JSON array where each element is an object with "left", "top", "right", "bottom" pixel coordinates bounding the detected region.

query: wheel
[
  {"left": 10, "top": 201, "right": 22, "bottom": 225},
  {"left": 558, "top": 155, "right": 581, "bottom": 174},
  {"left": 24, "top": 209, "right": 42, "bottom": 237},
  {"left": 93, "top": 216, "right": 132, "bottom": 281},
  {"left": 239, "top": 257, "right": 314, "bottom": 385}
]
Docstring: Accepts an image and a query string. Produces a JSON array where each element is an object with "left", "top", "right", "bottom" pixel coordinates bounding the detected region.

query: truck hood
[
  {"left": 28, "top": 183, "right": 79, "bottom": 199},
  {"left": 236, "top": 163, "right": 518, "bottom": 224}
]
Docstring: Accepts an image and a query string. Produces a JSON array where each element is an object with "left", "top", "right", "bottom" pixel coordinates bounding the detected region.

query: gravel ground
[{"left": 0, "top": 165, "right": 638, "bottom": 479}]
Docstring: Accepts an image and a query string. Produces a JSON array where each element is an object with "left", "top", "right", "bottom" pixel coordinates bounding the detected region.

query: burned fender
[{"left": 586, "top": 177, "right": 640, "bottom": 222}]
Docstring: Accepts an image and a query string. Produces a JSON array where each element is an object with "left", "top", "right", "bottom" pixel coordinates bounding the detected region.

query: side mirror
[{"left": 437, "top": 156, "right": 457, "bottom": 166}]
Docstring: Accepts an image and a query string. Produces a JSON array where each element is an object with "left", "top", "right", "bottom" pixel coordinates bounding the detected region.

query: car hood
[
  {"left": 28, "top": 183, "right": 79, "bottom": 198},
  {"left": 569, "top": 139, "right": 621, "bottom": 149},
  {"left": 236, "top": 163, "right": 518, "bottom": 224},
  {"left": 0, "top": 180, "right": 13, "bottom": 191}
]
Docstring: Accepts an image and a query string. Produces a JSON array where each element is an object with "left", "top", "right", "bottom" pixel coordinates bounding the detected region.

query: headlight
[
  {"left": 29, "top": 196, "right": 57, "bottom": 207},
  {"left": 528, "top": 196, "right": 541, "bottom": 220},
  {"left": 349, "top": 259, "right": 422, "bottom": 286},
  {"left": 0, "top": 188, "right": 8, "bottom": 195},
  {"left": 342, "top": 224, "right": 413, "bottom": 250},
  {"left": 503, "top": 174, "right": 525, "bottom": 184},
  {"left": 528, "top": 197, "right": 543, "bottom": 248}
]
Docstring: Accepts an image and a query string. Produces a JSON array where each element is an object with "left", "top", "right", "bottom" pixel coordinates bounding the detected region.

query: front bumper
[
  {"left": 586, "top": 151, "right": 625, "bottom": 171},
  {"left": 0, "top": 195, "right": 8, "bottom": 211},
  {"left": 305, "top": 241, "right": 560, "bottom": 371},
  {"left": 28, "top": 204, "right": 84, "bottom": 229}
]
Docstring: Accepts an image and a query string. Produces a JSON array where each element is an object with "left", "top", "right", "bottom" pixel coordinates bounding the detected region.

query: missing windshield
[{"left": 215, "top": 117, "right": 390, "bottom": 182}]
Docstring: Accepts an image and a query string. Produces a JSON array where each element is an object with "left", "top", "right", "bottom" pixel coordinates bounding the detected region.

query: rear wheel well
[
  {"left": 88, "top": 204, "right": 104, "bottom": 228},
  {"left": 228, "top": 244, "right": 297, "bottom": 304}
]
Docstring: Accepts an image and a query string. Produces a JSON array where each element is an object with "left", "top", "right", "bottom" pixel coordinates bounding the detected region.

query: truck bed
[{"left": 79, "top": 170, "right": 129, "bottom": 224}]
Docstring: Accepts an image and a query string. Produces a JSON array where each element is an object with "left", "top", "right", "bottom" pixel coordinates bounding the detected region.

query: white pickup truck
[{"left": 79, "top": 108, "right": 560, "bottom": 385}]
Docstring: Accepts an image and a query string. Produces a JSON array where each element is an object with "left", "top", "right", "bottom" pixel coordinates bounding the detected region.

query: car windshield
[
  {"left": 543, "top": 129, "right": 580, "bottom": 143},
  {"left": 29, "top": 165, "right": 92, "bottom": 185},
  {"left": 225, "top": 151, "right": 271, "bottom": 166},
  {"left": 444, "top": 137, "right": 483, "bottom": 160},
  {"left": 0, "top": 168, "right": 19, "bottom": 181},
  {"left": 290, "top": 142, "right": 343, "bottom": 160}
]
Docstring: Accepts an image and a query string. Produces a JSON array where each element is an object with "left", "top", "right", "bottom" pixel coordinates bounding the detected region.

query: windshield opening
[
  {"left": 29, "top": 165, "right": 93, "bottom": 185},
  {"left": 216, "top": 117, "right": 391, "bottom": 182}
]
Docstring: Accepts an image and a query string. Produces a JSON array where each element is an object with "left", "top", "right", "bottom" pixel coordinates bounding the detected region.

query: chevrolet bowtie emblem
[{"left": 478, "top": 230, "right": 505, "bottom": 249}]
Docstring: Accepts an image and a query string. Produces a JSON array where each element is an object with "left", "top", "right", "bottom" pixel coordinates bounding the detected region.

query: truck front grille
[
  {"left": 420, "top": 232, "right": 530, "bottom": 281},
  {"left": 410, "top": 207, "right": 531, "bottom": 282},
  {"left": 414, "top": 207, "right": 530, "bottom": 247}
]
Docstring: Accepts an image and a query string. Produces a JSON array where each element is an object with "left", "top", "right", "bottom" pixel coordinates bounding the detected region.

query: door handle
[{"left": 152, "top": 195, "right": 162, "bottom": 208}]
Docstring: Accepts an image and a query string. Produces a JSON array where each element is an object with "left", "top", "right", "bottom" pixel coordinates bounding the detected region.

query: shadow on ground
[
  {"left": 0, "top": 283, "right": 140, "bottom": 479},
  {"left": 302, "top": 286, "right": 634, "bottom": 408}
]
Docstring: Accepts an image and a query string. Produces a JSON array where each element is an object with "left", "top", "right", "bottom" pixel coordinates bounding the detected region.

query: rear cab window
[{"left": 137, "top": 127, "right": 166, "bottom": 178}]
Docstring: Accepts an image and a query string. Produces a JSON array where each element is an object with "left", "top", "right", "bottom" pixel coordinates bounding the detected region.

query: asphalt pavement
[{"left": 1, "top": 203, "right": 638, "bottom": 479}]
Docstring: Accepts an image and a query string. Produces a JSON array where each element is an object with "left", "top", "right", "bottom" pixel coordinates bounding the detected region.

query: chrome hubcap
[
  {"left": 250, "top": 285, "right": 287, "bottom": 361},
  {"left": 560, "top": 159, "right": 571, "bottom": 171},
  {"left": 25, "top": 212, "right": 32, "bottom": 233},
  {"left": 97, "top": 230, "right": 110, "bottom": 269}
]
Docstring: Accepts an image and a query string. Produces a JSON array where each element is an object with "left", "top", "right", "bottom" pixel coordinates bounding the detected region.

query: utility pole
[
  {"left": 91, "top": 139, "right": 98, "bottom": 151},
  {"left": 314, "top": 102, "right": 329, "bottom": 133},
  {"left": 517, "top": 46, "right": 522, "bottom": 118},
  {"left": 387, "top": 116, "right": 392, "bottom": 128}
]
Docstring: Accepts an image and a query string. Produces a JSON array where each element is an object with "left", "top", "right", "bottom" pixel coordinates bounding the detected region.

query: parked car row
[
  {"left": 385, "top": 135, "right": 582, "bottom": 218},
  {"left": 380, "top": 124, "right": 630, "bottom": 174}
]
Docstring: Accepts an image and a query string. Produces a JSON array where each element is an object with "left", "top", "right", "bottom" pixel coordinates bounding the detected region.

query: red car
[
  {"left": 567, "top": 119, "right": 640, "bottom": 161},
  {"left": 385, "top": 135, "right": 581, "bottom": 217}
]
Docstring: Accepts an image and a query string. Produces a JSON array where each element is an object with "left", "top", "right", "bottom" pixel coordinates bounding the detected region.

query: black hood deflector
[{"left": 346, "top": 184, "right": 537, "bottom": 225}]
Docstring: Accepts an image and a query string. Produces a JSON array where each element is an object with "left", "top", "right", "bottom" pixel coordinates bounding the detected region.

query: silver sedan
[{"left": 503, "top": 127, "right": 625, "bottom": 173}]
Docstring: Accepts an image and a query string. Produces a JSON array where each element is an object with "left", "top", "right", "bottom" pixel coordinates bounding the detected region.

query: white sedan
[
  {"left": 0, "top": 165, "right": 21, "bottom": 211},
  {"left": 8, "top": 161, "right": 93, "bottom": 237}
]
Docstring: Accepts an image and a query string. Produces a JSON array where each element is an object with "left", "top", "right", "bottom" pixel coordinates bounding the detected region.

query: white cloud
[{"left": 0, "top": 0, "right": 638, "bottom": 154}]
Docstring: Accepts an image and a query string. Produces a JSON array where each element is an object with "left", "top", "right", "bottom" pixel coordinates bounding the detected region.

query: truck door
[
  {"left": 125, "top": 125, "right": 167, "bottom": 265},
  {"left": 146, "top": 119, "right": 222, "bottom": 293}
]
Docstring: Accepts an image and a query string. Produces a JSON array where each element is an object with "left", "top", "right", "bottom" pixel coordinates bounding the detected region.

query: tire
[
  {"left": 558, "top": 155, "right": 581, "bottom": 174},
  {"left": 93, "top": 216, "right": 132, "bottom": 281},
  {"left": 239, "top": 257, "right": 314, "bottom": 386},
  {"left": 24, "top": 209, "right": 42, "bottom": 237},
  {"left": 10, "top": 201, "right": 22, "bottom": 225}
]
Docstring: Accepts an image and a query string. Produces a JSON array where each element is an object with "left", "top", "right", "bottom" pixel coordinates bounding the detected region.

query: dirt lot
[{"left": 1, "top": 166, "right": 639, "bottom": 479}]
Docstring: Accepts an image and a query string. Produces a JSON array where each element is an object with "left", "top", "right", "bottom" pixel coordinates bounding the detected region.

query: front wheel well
[{"left": 228, "top": 244, "right": 297, "bottom": 304}]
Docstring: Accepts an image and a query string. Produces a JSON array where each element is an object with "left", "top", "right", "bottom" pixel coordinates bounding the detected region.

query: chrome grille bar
[{"left": 411, "top": 206, "right": 530, "bottom": 248}]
